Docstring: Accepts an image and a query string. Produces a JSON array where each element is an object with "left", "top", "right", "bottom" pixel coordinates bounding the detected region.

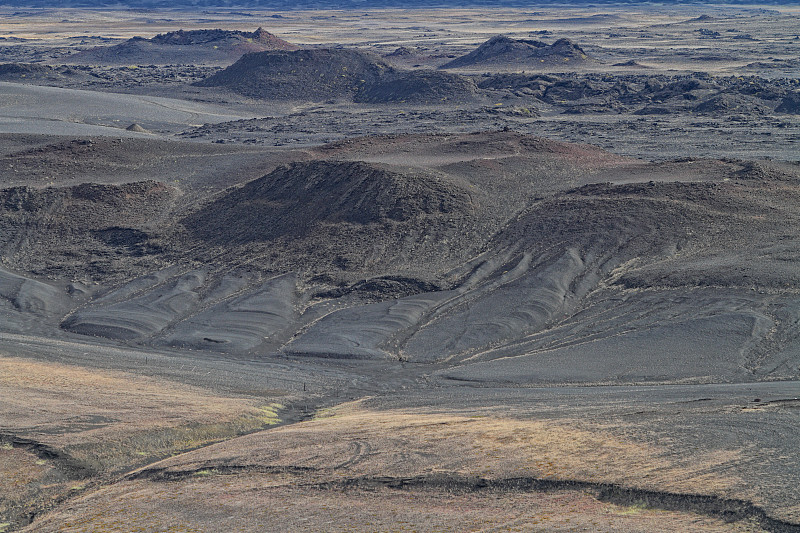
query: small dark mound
[
  {"left": 355, "top": 70, "right": 479, "bottom": 104},
  {"left": 697, "top": 28, "right": 721, "bottom": 39},
  {"left": 125, "top": 123, "right": 150, "bottom": 133},
  {"left": 612, "top": 59, "right": 650, "bottom": 68},
  {"left": 184, "top": 160, "right": 472, "bottom": 243},
  {"left": 385, "top": 46, "right": 416, "bottom": 57},
  {"left": 195, "top": 48, "right": 392, "bottom": 101},
  {"left": 685, "top": 14, "right": 716, "bottom": 22},
  {"left": 441, "top": 35, "right": 590, "bottom": 69}
]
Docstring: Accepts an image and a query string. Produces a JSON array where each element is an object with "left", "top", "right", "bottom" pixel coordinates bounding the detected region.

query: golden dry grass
[
  {"left": 2, "top": 357, "right": 759, "bottom": 533},
  {"left": 0, "top": 354, "right": 285, "bottom": 530},
  {"left": 13, "top": 393, "right": 770, "bottom": 532},
  {"left": 21, "top": 401, "right": 758, "bottom": 532},
  {"left": 158, "top": 401, "right": 742, "bottom": 498},
  {"left": 0, "top": 355, "right": 283, "bottom": 470},
  {"left": 24, "top": 474, "right": 769, "bottom": 533}
]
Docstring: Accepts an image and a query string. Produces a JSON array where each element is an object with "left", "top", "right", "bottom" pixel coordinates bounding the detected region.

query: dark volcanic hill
[
  {"left": 441, "top": 35, "right": 591, "bottom": 69},
  {"left": 196, "top": 48, "right": 391, "bottom": 100},
  {"left": 196, "top": 48, "right": 479, "bottom": 103},
  {"left": 185, "top": 160, "right": 473, "bottom": 243},
  {"left": 66, "top": 27, "right": 298, "bottom": 66}
]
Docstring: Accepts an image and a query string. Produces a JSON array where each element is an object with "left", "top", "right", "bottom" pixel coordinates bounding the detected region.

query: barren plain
[{"left": 0, "top": 4, "right": 799, "bottom": 532}]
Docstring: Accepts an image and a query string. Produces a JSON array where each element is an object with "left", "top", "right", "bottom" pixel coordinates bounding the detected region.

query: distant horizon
[{"left": 2, "top": 0, "right": 799, "bottom": 8}]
